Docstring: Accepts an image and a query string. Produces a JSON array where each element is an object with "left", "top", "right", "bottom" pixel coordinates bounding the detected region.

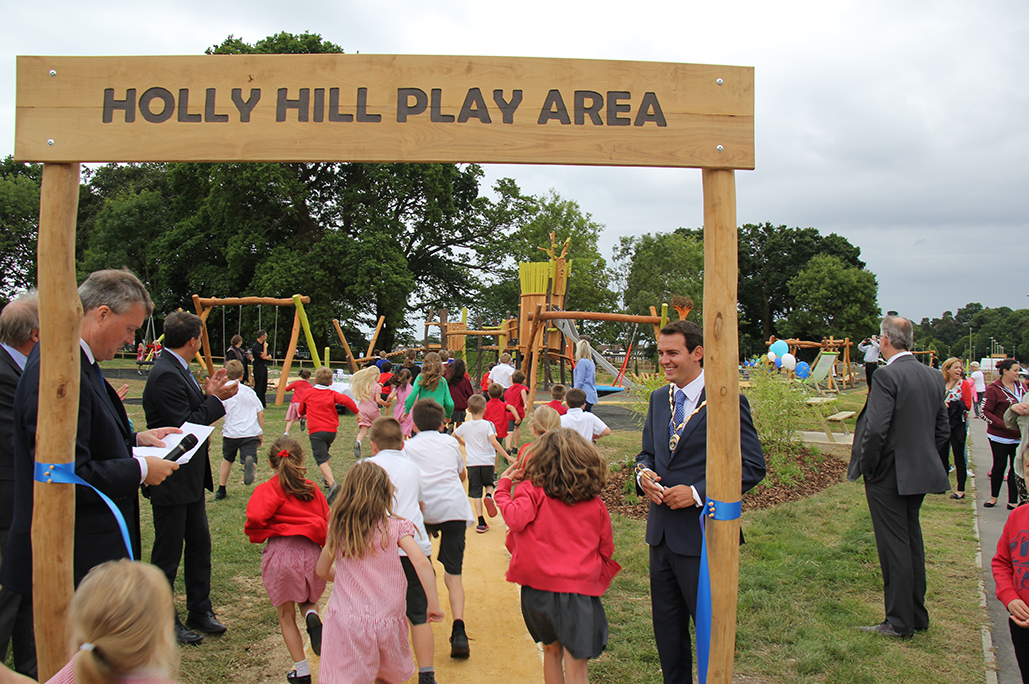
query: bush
[{"left": 743, "top": 365, "right": 806, "bottom": 485}]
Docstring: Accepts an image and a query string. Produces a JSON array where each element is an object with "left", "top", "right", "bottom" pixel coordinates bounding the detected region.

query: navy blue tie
[{"left": 670, "top": 389, "right": 685, "bottom": 440}]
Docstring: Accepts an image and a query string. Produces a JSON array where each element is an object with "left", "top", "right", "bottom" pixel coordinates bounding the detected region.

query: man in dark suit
[
  {"left": 849, "top": 315, "right": 949, "bottom": 638},
  {"left": 0, "top": 291, "right": 39, "bottom": 678},
  {"left": 635, "top": 320, "right": 766, "bottom": 684},
  {"left": 251, "top": 329, "right": 271, "bottom": 408},
  {"left": 143, "top": 310, "right": 237, "bottom": 645},
  {"left": 0, "top": 270, "right": 179, "bottom": 659}
]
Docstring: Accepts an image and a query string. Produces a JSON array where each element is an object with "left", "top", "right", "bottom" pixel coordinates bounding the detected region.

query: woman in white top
[{"left": 969, "top": 361, "right": 987, "bottom": 417}]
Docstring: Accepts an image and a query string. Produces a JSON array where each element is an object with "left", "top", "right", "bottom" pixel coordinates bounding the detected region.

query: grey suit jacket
[{"left": 848, "top": 354, "right": 950, "bottom": 495}]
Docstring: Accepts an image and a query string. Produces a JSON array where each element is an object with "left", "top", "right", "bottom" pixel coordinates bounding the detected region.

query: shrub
[{"left": 743, "top": 366, "right": 806, "bottom": 485}]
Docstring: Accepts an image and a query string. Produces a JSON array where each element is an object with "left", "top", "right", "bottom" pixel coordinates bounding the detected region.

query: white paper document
[{"left": 132, "top": 422, "right": 215, "bottom": 464}]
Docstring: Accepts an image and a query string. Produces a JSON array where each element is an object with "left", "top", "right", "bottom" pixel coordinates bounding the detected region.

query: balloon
[
  {"left": 767, "top": 351, "right": 777, "bottom": 362},
  {"left": 781, "top": 353, "right": 797, "bottom": 371},
  {"left": 770, "top": 340, "right": 789, "bottom": 357},
  {"left": 774, "top": 357, "right": 783, "bottom": 368},
  {"left": 796, "top": 361, "right": 811, "bottom": 379}
]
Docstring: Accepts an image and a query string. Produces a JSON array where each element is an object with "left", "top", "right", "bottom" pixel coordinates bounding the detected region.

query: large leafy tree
[
  {"left": 779, "top": 254, "right": 880, "bottom": 342},
  {"left": 613, "top": 231, "right": 704, "bottom": 322},
  {"left": 0, "top": 157, "right": 42, "bottom": 301},
  {"left": 475, "top": 182, "right": 619, "bottom": 342}
]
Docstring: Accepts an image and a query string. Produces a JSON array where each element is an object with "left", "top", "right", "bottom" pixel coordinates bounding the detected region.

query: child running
[
  {"left": 495, "top": 428, "right": 621, "bottom": 684},
  {"left": 504, "top": 370, "right": 530, "bottom": 453},
  {"left": 454, "top": 394, "right": 509, "bottom": 533},
  {"left": 446, "top": 358, "right": 475, "bottom": 430},
  {"left": 547, "top": 384, "right": 568, "bottom": 415},
  {"left": 351, "top": 365, "right": 390, "bottom": 460},
  {"left": 404, "top": 399, "right": 477, "bottom": 659},
  {"left": 216, "top": 359, "right": 265, "bottom": 501},
  {"left": 46, "top": 559, "right": 180, "bottom": 684},
  {"left": 513, "top": 405, "right": 562, "bottom": 471},
  {"left": 483, "top": 382, "right": 519, "bottom": 448},
  {"left": 387, "top": 368, "right": 415, "bottom": 437},
  {"left": 245, "top": 437, "right": 329, "bottom": 684},
  {"left": 298, "top": 366, "right": 359, "bottom": 505},
  {"left": 316, "top": 461, "right": 443, "bottom": 684},
  {"left": 561, "top": 388, "right": 611, "bottom": 444},
  {"left": 404, "top": 352, "right": 454, "bottom": 423},
  {"left": 284, "top": 369, "right": 313, "bottom": 436},
  {"left": 363, "top": 417, "right": 439, "bottom": 683}
]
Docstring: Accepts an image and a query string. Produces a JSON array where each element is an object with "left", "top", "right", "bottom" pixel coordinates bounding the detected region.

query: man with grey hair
[
  {"left": 0, "top": 291, "right": 39, "bottom": 678},
  {"left": 848, "top": 315, "right": 950, "bottom": 638},
  {"left": 0, "top": 270, "right": 181, "bottom": 631}
]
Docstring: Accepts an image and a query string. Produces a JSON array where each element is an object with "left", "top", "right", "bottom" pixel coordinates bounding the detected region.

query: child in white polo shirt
[
  {"left": 217, "top": 359, "right": 265, "bottom": 500},
  {"left": 560, "top": 388, "right": 610, "bottom": 444}
]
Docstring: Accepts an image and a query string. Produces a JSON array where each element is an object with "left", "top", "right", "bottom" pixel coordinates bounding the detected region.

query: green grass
[{"left": 591, "top": 453, "right": 984, "bottom": 684}]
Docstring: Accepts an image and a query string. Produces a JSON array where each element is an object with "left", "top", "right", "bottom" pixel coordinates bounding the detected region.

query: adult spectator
[
  {"left": 0, "top": 292, "right": 39, "bottom": 679},
  {"left": 226, "top": 334, "right": 250, "bottom": 386},
  {"left": 938, "top": 357, "right": 972, "bottom": 500},
  {"left": 573, "top": 338, "right": 599, "bottom": 412},
  {"left": 848, "top": 316, "right": 949, "bottom": 637},
  {"left": 0, "top": 270, "right": 179, "bottom": 664},
  {"left": 969, "top": 362, "right": 987, "bottom": 418},
  {"left": 251, "top": 330, "right": 272, "bottom": 408},
  {"left": 634, "top": 320, "right": 766, "bottom": 683},
  {"left": 143, "top": 311, "right": 237, "bottom": 645},
  {"left": 983, "top": 358, "right": 1026, "bottom": 509},
  {"left": 858, "top": 335, "right": 881, "bottom": 393}
]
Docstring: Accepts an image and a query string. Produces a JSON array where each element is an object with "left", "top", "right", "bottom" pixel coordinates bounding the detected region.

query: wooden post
[
  {"left": 544, "top": 278, "right": 554, "bottom": 389},
  {"left": 192, "top": 295, "right": 215, "bottom": 376},
  {"left": 275, "top": 310, "right": 302, "bottom": 406},
  {"left": 524, "top": 305, "right": 545, "bottom": 412},
  {"left": 292, "top": 295, "right": 321, "bottom": 368},
  {"left": 366, "top": 315, "right": 386, "bottom": 361},
  {"left": 701, "top": 168, "right": 740, "bottom": 684},
  {"left": 332, "top": 320, "right": 358, "bottom": 373},
  {"left": 439, "top": 309, "right": 449, "bottom": 355},
  {"left": 476, "top": 317, "right": 483, "bottom": 385},
  {"left": 33, "top": 163, "right": 81, "bottom": 682}
]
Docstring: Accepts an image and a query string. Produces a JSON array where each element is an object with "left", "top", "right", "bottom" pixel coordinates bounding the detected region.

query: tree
[
  {"left": 0, "top": 157, "right": 42, "bottom": 301},
  {"left": 613, "top": 231, "right": 704, "bottom": 322},
  {"left": 475, "top": 183, "right": 619, "bottom": 342},
  {"left": 780, "top": 254, "right": 880, "bottom": 342}
]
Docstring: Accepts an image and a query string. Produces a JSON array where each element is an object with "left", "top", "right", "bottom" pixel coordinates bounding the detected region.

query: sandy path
[{"left": 309, "top": 500, "right": 543, "bottom": 683}]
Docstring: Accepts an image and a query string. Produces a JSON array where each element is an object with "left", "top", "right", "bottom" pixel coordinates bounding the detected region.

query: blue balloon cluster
[
  {"left": 795, "top": 361, "right": 811, "bottom": 379},
  {"left": 770, "top": 340, "right": 789, "bottom": 357}
]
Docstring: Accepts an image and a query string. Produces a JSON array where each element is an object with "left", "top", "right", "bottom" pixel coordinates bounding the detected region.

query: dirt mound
[{"left": 602, "top": 446, "right": 850, "bottom": 520}]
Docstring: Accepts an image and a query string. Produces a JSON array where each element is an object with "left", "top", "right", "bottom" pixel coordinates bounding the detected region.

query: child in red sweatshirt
[
  {"left": 483, "top": 383, "right": 518, "bottom": 444},
  {"left": 993, "top": 504, "right": 1029, "bottom": 680}
]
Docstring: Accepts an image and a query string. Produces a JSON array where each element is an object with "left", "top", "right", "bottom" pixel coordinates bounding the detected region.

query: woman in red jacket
[
  {"left": 939, "top": 358, "right": 973, "bottom": 500},
  {"left": 984, "top": 359, "right": 1026, "bottom": 509}
]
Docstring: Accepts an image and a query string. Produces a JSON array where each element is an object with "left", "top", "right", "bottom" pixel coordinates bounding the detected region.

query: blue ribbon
[
  {"left": 33, "top": 461, "right": 134, "bottom": 561},
  {"left": 696, "top": 498, "right": 742, "bottom": 684}
]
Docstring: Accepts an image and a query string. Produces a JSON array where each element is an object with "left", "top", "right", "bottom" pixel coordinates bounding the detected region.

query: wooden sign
[{"left": 15, "top": 54, "right": 754, "bottom": 168}]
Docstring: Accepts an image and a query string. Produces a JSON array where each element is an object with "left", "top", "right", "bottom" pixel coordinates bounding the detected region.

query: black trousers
[
  {"left": 649, "top": 541, "right": 700, "bottom": 684},
  {"left": 253, "top": 364, "right": 268, "bottom": 408},
  {"left": 865, "top": 362, "right": 877, "bottom": 388},
  {"left": 151, "top": 498, "right": 213, "bottom": 616},
  {"left": 1010, "top": 619, "right": 1029, "bottom": 683},
  {"left": 0, "top": 586, "right": 36, "bottom": 679},
  {"left": 865, "top": 478, "right": 928, "bottom": 635},
  {"left": 939, "top": 422, "right": 967, "bottom": 491},
  {"left": 990, "top": 440, "right": 1020, "bottom": 504}
]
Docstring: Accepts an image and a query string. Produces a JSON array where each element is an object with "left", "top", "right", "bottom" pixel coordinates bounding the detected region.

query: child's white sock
[
  {"left": 293, "top": 660, "right": 310, "bottom": 677},
  {"left": 304, "top": 608, "right": 317, "bottom": 617}
]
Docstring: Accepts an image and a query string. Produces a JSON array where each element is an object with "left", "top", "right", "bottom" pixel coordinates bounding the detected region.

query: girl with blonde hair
[
  {"left": 512, "top": 405, "right": 562, "bottom": 472},
  {"left": 316, "top": 462, "right": 443, "bottom": 684},
  {"left": 47, "top": 560, "right": 179, "bottom": 684},
  {"left": 350, "top": 366, "right": 390, "bottom": 459}
]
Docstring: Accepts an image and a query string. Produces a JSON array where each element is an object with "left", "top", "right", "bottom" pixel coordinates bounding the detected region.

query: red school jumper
[{"left": 483, "top": 397, "right": 510, "bottom": 439}]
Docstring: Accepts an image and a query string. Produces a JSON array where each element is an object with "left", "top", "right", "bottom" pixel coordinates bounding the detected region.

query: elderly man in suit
[
  {"left": 0, "top": 291, "right": 39, "bottom": 678},
  {"left": 1, "top": 270, "right": 180, "bottom": 664},
  {"left": 635, "top": 320, "right": 766, "bottom": 684},
  {"left": 849, "top": 315, "right": 950, "bottom": 638},
  {"left": 143, "top": 310, "right": 237, "bottom": 645}
]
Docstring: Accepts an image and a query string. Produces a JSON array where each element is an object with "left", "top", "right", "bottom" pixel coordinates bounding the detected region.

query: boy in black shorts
[{"left": 404, "top": 399, "right": 479, "bottom": 658}]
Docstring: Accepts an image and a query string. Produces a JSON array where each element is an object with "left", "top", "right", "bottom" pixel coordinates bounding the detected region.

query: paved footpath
[{"left": 970, "top": 416, "right": 1021, "bottom": 684}]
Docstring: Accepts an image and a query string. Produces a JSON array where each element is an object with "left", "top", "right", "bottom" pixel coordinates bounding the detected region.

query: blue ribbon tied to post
[
  {"left": 696, "top": 497, "right": 742, "bottom": 684},
  {"left": 33, "top": 461, "right": 134, "bottom": 560}
]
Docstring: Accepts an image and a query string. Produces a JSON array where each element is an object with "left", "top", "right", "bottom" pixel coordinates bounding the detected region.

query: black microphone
[{"left": 164, "top": 434, "right": 199, "bottom": 461}]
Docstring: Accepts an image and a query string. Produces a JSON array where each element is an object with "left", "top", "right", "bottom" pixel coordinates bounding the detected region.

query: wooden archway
[{"left": 19, "top": 53, "right": 753, "bottom": 682}]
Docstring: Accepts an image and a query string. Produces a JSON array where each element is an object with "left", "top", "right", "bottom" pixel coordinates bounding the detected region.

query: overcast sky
[{"left": 4, "top": 0, "right": 1028, "bottom": 324}]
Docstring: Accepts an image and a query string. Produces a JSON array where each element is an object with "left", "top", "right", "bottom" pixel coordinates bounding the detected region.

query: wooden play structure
[
  {"left": 19, "top": 53, "right": 753, "bottom": 682},
  {"left": 767, "top": 335, "right": 857, "bottom": 390}
]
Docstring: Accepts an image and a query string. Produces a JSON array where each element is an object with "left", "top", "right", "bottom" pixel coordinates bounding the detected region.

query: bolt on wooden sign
[{"left": 16, "top": 54, "right": 753, "bottom": 168}]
